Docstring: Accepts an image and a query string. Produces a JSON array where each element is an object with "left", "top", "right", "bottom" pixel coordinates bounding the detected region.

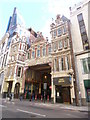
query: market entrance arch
[{"left": 24, "top": 63, "right": 51, "bottom": 101}]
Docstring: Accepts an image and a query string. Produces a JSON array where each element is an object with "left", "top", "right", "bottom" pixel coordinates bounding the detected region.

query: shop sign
[
  {"left": 44, "top": 83, "right": 47, "bottom": 90},
  {"left": 58, "top": 79, "right": 64, "bottom": 83},
  {"left": 53, "top": 77, "right": 71, "bottom": 85}
]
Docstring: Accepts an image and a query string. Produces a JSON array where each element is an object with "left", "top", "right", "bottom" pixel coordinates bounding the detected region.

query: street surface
[{"left": 0, "top": 98, "right": 88, "bottom": 119}]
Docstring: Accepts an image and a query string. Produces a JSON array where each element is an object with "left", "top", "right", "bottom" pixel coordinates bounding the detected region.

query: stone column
[
  {"left": 70, "top": 75, "right": 75, "bottom": 104},
  {"left": 39, "top": 83, "right": 41, "bottom": 94},
  {"left": 31, "top": 83, "right": 33, "bottom": 94},
  {"left": 22, "top": 67, "right": 28, "bottom": 93},
  {"left": 53, "top": 85, "right": 56, "bottom": 103}
]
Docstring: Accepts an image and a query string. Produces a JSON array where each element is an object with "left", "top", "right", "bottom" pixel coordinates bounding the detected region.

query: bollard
[
  {"left": 41, "top": 95, "right": 43, "bottom": 101},
  {"left": 47, "top": 95, "right": 49, "bottom": 102},
  {"left": 35, "top": 95, "right": 37, "bottom": 101}
]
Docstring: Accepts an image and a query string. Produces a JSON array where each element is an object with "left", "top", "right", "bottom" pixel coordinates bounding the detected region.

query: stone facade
[
  {"left": 70, "top": 0, "right": 90, "bottom": 105},
  {"left": 0, "top": 7, "right": 30, "bottom": 98},
  {"left": 23, "top": 15, "right": 75, "bottom": 104}
]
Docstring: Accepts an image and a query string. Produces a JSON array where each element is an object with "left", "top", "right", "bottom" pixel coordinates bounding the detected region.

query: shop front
[
  {"left": 53, "top": 77, "right": 71, "bottom": 104},
  {"left": 24, "top": 64, "right": 51, "bottom": 101},
  {"left": 84, "top": 80, "right": 90, "bottom": 102}
]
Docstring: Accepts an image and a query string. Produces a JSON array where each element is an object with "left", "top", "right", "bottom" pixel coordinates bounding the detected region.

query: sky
[{"left": 0, "top": 0, "right": 82, "bottom": 40}]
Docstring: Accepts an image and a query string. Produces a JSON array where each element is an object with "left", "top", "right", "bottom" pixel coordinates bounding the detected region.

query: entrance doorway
[
  {"left": 7, "top": 81, "right": 13, "bottom": 93},
  {"left": 14, "top": 83, "right": 20, "bottom": 98},
  {"left": 24, "top": 63, "right": 51, "bottom": 100},
  {"left": 56, "top": 85, "right": 71, "bottom": 104}
]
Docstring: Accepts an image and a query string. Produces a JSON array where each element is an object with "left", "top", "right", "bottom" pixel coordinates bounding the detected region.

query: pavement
[{"left": 2, "top": 98, "right": 88, "bottom": 112}]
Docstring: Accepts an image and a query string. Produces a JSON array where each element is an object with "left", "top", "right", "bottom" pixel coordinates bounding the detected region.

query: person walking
[
  {"left": 9, "top": 93, "right": 12, "bottom": 101},
  {"left": 29, "top": 90, "right": 31, "bottom": 101}
]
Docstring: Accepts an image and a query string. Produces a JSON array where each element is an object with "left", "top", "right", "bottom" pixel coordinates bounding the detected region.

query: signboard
[
  {"left": 53, "top": 77, "right": 71, "bottom": 86},
  {"left": 43, "top": 83, "right": 47, "bottom": 90}
]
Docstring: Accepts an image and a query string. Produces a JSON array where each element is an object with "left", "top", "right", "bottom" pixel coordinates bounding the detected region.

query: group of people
[
  {"left": 28, "top": 90, "right": 35, "bottom": 101},
  {"left": 7, "top": 90, "right": 35, "bottom": 102}
]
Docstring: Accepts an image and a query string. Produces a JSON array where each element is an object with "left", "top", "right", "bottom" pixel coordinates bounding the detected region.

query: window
[
  {"left": 57, "top": 28, "right": 62, "bottom": 36},
  {"left": 77, "top": 13, "right": 83, "bottom": 22},
  {"left": 48, "top": 46, "right": 51, "bottom": 54},
  {"left": 82, "top": 58, "right": 90, "bottom": 74},
  {"left": 61, "top": 57, "right": 64, "bottom": 70},
  {"left": 32, "top": 47, "right": 35, "bottom": 58},
  {"left": 59, "top": 58, "right": 61, "bottom": 71},
  {"left": 65, "top": 56, "right": 69, "bottom": 70},
  {"left": 54, "top": 43, "right": 57, "bottom": 52},
  {"left": 77, "top": 13, "right": 89, "bottom": 50},
  {"left": 54, "top": 59, "right": 57, "bottom": 71},
  {"left": 17, "top": 67, "right": 21, "bottom": 77},
  {"left": 63, "top": 26, "right": 67, "bottom": 34},
  {"left": 64, "top": 40, "right": 67, "bottom": 48},
  {"left": 28, "top": 52, "right": 30, "bottom": 59},
  {"left": 42, "top": 46, "right": 46, "bottom": 56},
  {"left": 58, "top": 40, "right": 62, "bottom": 49},
  {"left": 53, "top": 30, "right": 56, "bottom": 37},
  {"left": 37, "top": 45, "right": 40, "bottom": 57}
]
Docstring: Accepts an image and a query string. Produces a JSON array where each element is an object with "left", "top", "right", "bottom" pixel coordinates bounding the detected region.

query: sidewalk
[
  {"left": 2, "top": 98, "right": 89, "bottom": 112},
  {"left": 33, "top": 101, "right": 89, "bottom": 112}
]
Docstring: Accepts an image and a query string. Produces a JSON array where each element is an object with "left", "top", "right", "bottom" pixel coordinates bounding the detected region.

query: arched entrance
[{"left": 14, "top": 83, "right": 20, "bottom": 98}]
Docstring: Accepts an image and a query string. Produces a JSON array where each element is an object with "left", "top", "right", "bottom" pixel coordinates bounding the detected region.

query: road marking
[
  {"left": 17, "top": 109, "right": 46, "bottom": 117},
  {"left": 66, "top": 113, "right": 81, "bottom": 118},
  {"left": 0, "top": 104, "right": 7, "bottom": 108}
]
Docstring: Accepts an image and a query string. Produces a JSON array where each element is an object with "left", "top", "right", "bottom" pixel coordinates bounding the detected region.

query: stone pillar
[
  {"left": 39, "top": 83, "right": 41, "bottom": 94},
  {"left": 80, "top": 81, "right": 87, "bottom": 106},
  {"left": 11, "top": 82, "right": 15, "bottom": 93},
  {"left": 53, "top": 85, "right": 56, "bottom": 103},
  {"left": 22, "top": 67, "right": 28, "bottom": 93},
  {"left": 51, "top": 74, "right": 54, "bottom": 102},
  {"left": 31, "top": 83, "right": 33, "bottom": 94},
  {"left": 70, "top": 75, "right": 75, "bottom": 104}
]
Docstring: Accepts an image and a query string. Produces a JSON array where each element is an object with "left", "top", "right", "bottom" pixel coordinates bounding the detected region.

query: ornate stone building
[
  {"left": 23, "top": 30, "right": 52, "bottom": 100},
  {"left": 50, "top": 15, "right": 75, "bottom": 104},
  {"left": 23, "top": 15, "right": 75, "bottom": 104},
  {"left": 0, "top": 7, "right": 30, "bottom": 98}
]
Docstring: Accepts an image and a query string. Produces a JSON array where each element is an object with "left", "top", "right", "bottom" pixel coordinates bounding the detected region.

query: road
[{"left": 0, "top": 98, "right": 88, "bottom": 119}]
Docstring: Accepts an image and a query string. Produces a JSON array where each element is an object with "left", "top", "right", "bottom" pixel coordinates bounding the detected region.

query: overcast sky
[{"left": 0, "top": 0, "right": 82, "bottom": 40}]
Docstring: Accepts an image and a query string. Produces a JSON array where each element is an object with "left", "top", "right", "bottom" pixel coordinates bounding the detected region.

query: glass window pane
[
  {"left": 88, "top": 58, "right": 90, "bottom": 72},
  {"left": 77, "top": 13, "right": 83, "bottom": 22},
  {"left": 82, "top": 59, "right": 88, "bottom": 73}
]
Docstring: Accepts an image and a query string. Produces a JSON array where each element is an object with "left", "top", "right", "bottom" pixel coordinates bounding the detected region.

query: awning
[
  {"left": 53, "top": 77, "right": 71, "bottom": 86},
  {"left": 84, "top": 80, "right": 90, "bottom": 88}
]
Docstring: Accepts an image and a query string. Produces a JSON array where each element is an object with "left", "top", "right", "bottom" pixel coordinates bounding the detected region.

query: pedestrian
[
  {"left": 29, "top": 90, "right": 31, "bottom": 101},
  {"left": 9, "top": 93, "right": 12, "bottom": 101},
  {"left": 20, "top": 94, "right": 22, "bottom": 101}
]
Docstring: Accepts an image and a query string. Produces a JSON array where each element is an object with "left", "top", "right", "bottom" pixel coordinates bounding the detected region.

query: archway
[{"left": 14, "top": 83, "right": 20, "bottom": 98}]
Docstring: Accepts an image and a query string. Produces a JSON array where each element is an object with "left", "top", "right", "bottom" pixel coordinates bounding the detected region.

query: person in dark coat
[{"left": 29, "top": 90, "right": 31, "bottom": 101}]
